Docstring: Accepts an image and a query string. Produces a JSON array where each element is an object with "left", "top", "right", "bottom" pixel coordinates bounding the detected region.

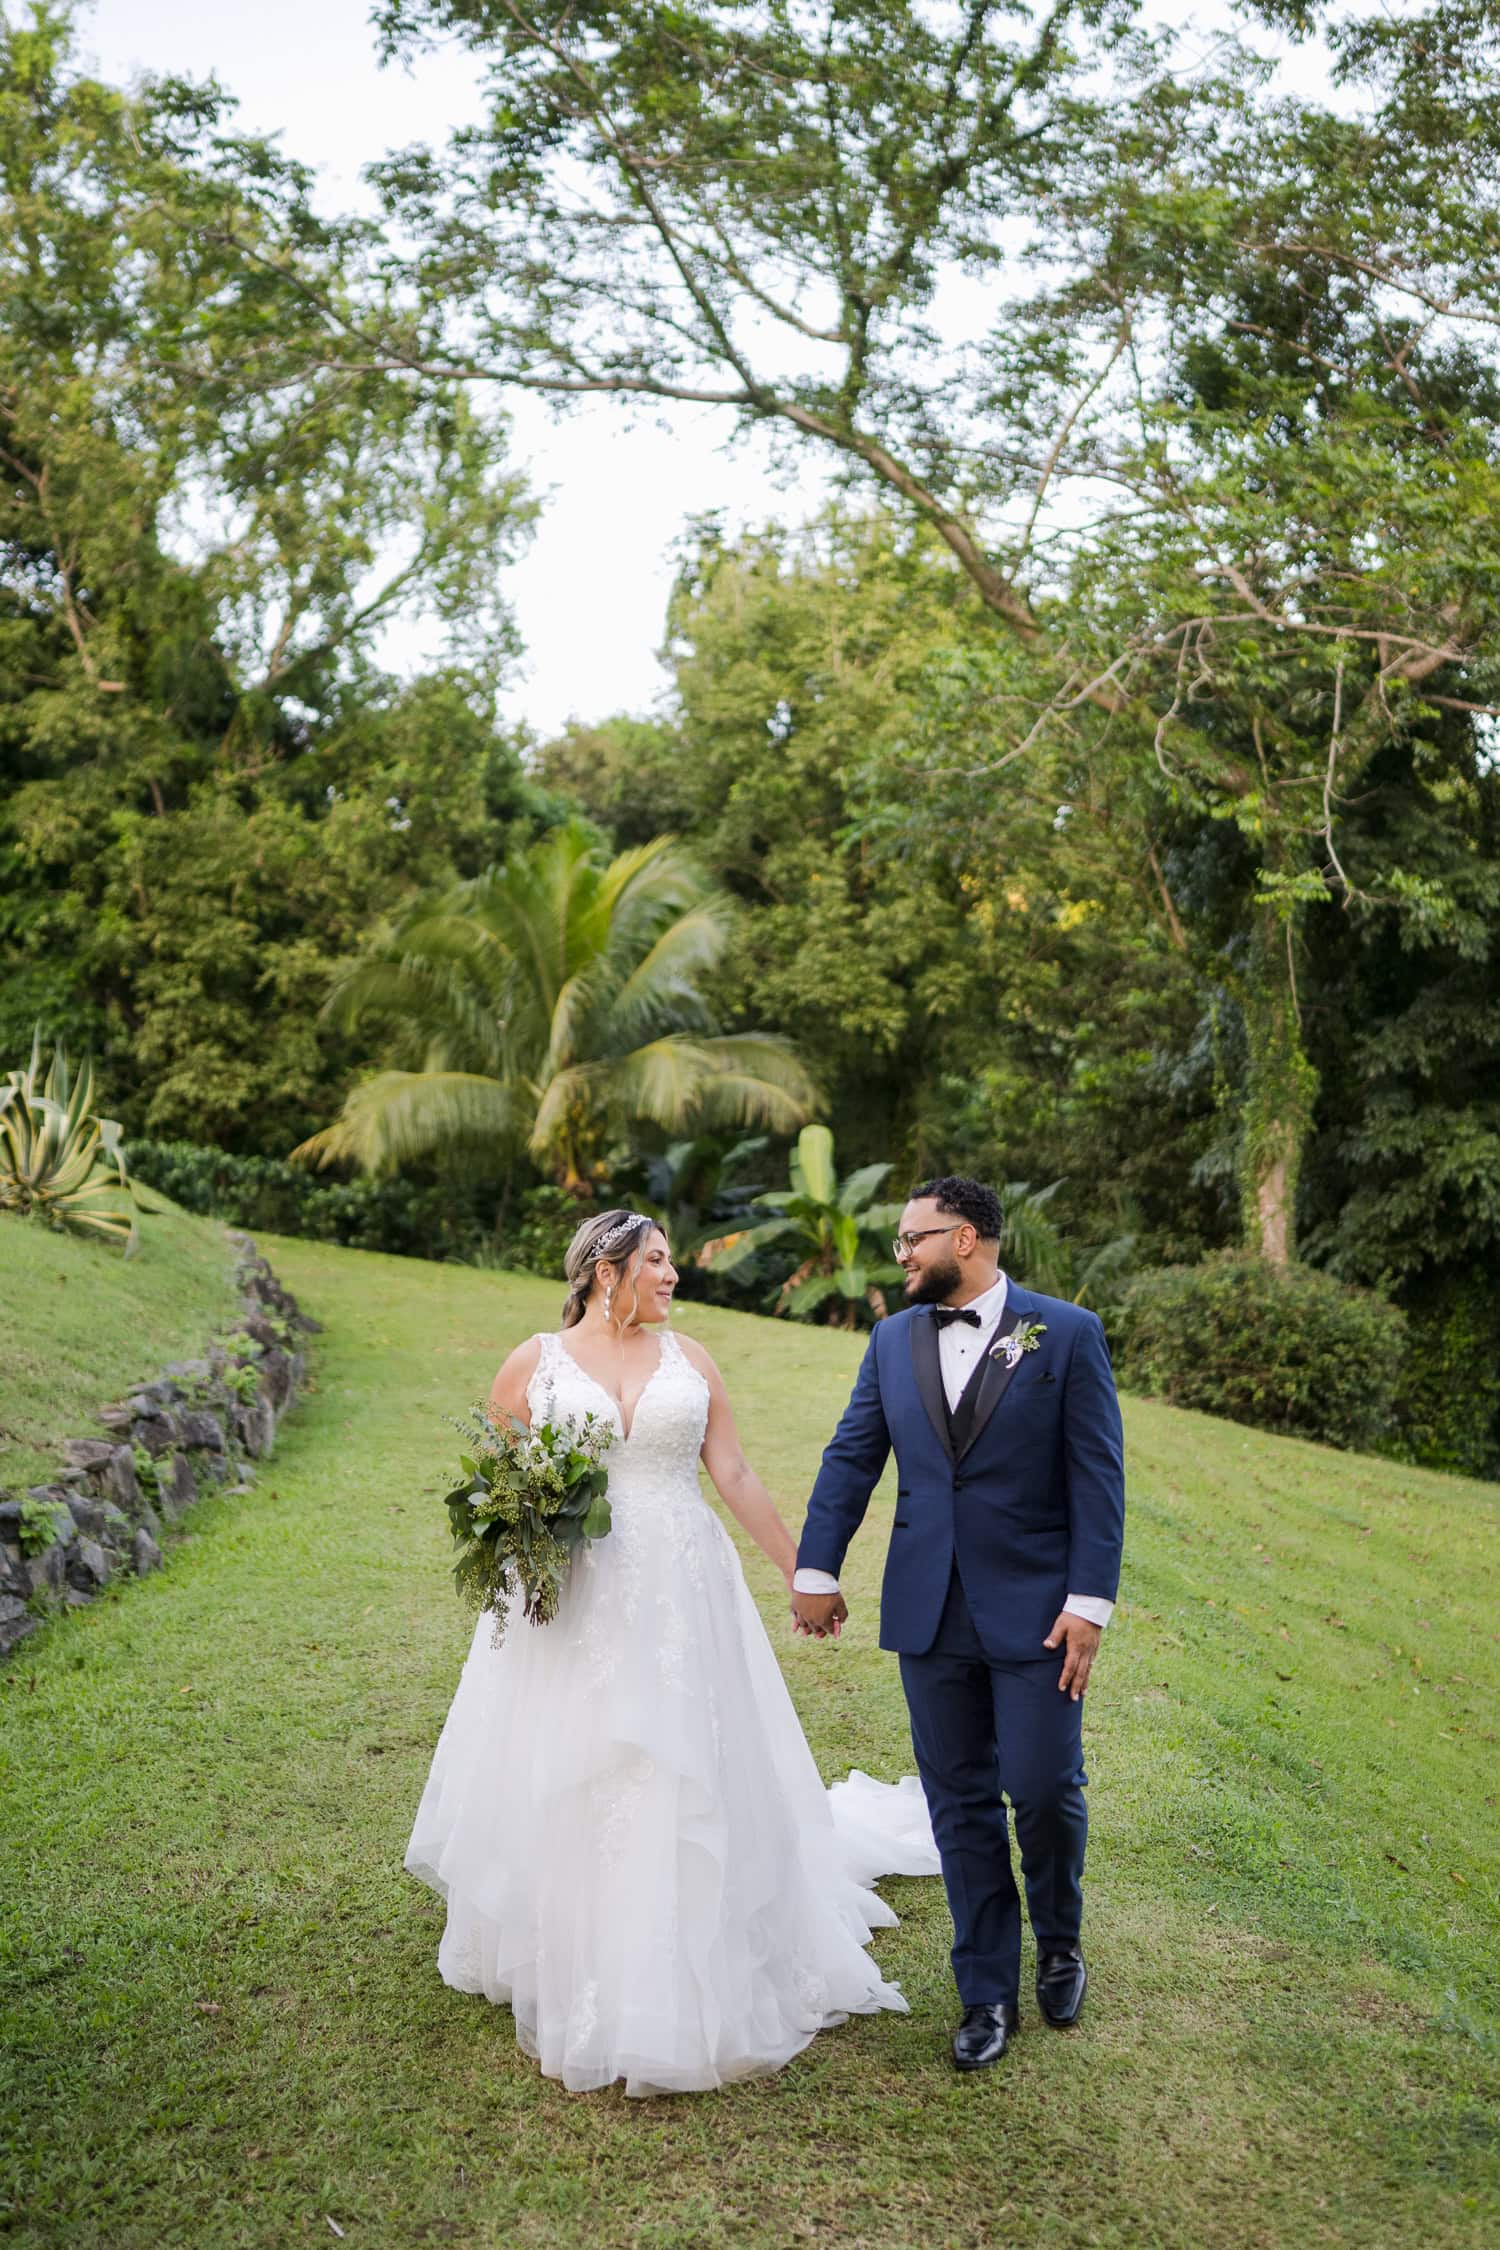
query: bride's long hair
[{"left": 561, "top": 1209, "right": 655, "bottom": 1330}]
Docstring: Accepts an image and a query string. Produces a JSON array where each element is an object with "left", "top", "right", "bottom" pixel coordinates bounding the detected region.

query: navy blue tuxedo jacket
[{"left": 797, "top": 1284, "right": 1126, "bottom": 1662}]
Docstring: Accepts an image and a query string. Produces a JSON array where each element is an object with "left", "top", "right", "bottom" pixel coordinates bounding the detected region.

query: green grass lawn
[
  {"left": 1, "top": 1234, "right": 1496, "bottom": 2249},
  {"left": 0, "top": 1201, "right": 241, "bottom": 1492}
]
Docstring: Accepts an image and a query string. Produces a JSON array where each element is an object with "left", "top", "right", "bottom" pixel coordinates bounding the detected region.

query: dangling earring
[{"left": 603, "top": 1280, "right": 614, "bottom": 1324}]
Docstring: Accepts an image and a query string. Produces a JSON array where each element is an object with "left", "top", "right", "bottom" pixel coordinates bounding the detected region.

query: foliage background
[{"left": 4, "top": 3, "right": 1499, "bottom": 1471}]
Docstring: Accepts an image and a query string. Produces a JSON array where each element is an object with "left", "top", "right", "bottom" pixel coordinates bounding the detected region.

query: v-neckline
[{"left": 555, "top": 1336, "right": 666, "bottom": 1443}]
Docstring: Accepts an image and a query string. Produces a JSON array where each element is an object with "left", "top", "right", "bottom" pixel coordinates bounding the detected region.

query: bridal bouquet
[{"left": 442, "top": 1405, "right": 615, "bottom": 1641}]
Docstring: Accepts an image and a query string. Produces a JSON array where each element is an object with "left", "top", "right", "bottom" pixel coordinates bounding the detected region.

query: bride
[{"left": 405, "top": 1207, "right": 938, "bottom": 2096}]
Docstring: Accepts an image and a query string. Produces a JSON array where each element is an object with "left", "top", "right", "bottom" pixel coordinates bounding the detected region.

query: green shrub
[
  {"left": 1115, "top": 1254, "right": 1402, "bottom": 1453},
  {"left": 1390, "top": 1269, "right": 1500, "bottom": 1479},
  {"left": 127, "top": 1139, "right": 495, "bottom": 1262},
  {"left": 496, "top": 1187, "right": 594, "bottom": 1278},
  {"left": 127, "top": 1138, "right": 602, "bottom": 1280},
  {"left": 16, "top": 1496, "right": 70, "bottom": 1556}
]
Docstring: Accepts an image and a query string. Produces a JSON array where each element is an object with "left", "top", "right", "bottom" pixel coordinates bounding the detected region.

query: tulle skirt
[{"left": 405, "top": 1497, "right": 939, "bottom": 2096}]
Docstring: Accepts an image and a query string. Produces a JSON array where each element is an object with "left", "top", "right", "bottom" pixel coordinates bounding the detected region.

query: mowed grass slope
[
  {"left": 0, "top": 1200, "right": 241, "bottom": 1493},
  {"left": 1, "top": 1234, "right": 1496, "bottom": 2250}
]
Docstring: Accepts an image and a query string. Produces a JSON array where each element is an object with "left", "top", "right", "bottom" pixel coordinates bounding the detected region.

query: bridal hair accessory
[
  {"left": 561, "top": 1209, "right": 653, "bottom": 1329},
  {"left": 991, "top": 1320, "right": 1047, "bottom": 1370},
  {"left": 595, "top": 1214, "right": 647, "bottom": 1257}
]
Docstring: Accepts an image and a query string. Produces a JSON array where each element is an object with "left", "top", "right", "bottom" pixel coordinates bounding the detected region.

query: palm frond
[
  {"left": 998, "top": 1180, "right": 1068, "bottom": 1295},
  {"left": 300, "top": 819, "right": 809, "bottom": 1182},
  {"left": 322, "top": 955, "right": 511, "bottom": 1075},
  {"left": 290, "top": 1071, "right": 519, "bottom": 1175},
  {"left": 686, "top": 1039, "right": 818, "bottom": 1131},
  {"left": 585, "top": 1040, "right": 709, "bottom": 1138},
  {"left": 1071, "top": 1233, "right": 1137, "bottom": 1310},
  {"left": 527, "top": 1060, "right": 610, "bottom": 1160},
  {"left": 607, "top": 902, "right": 733, "bottom": 1039}
]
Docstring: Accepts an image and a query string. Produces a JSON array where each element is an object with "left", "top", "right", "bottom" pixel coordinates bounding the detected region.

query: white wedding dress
[{"left": 405, "top": 1326, "right": 939, "bottom": 2096}]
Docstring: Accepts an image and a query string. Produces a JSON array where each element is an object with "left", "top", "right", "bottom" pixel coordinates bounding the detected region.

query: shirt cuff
[
  {"left": 792, "top": 1568, "right": 841, "bottom": 1594},
  {"left": 1063, "top": 1593, "right": 1113, "bottom": 1628}
]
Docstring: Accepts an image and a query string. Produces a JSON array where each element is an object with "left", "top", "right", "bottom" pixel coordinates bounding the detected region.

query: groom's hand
[
  {"left": 1044, "top": 1611, "right": 1101, "bottom": 1700},
  {"left": 790, "top": 1590, "right": 848, "bottom": 1638}
]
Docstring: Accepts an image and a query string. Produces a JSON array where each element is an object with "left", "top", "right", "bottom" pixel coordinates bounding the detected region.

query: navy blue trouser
[{"left": 899, "top": 1566, "right": 1088, "bottom": 2008}]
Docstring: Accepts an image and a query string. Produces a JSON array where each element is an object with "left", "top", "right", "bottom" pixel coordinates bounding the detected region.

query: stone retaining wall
[{"left": 0, "top": 1234, "right": 318, "bottom": 1658}]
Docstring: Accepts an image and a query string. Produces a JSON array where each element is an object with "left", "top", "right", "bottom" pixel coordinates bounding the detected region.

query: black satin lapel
[
  {"left": 911, "top": 1311, "right": 954, "bottom": 1460},
  {"left": 957, "top": 1298, "right": 1025, "bottom": 1462}
]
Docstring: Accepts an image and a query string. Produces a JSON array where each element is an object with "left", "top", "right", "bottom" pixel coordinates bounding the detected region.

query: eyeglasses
[{"left": 892, "top": 1224, "right": 964, "bottom": 1260}]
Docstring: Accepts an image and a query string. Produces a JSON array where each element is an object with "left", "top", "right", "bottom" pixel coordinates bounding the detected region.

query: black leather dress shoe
[
  {"left": 1035, "top": 1947, "right": 1087, "bottom": 2026},
  {"left": 951, "top": 2002, "right": 1019, "bottom": 2070}
]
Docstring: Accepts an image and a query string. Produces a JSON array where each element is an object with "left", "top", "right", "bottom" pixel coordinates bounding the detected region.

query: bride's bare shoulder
[
  {"left": 673, "top": 1332, "right": 725, "bottom": 1391},
  {"left": 489, "top": 1333, "right": 548, "bottom": 1413}
]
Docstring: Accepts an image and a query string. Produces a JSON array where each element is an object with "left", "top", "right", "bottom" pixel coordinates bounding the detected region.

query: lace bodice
[
  {"left": 527, "top": 1327, "right": 710, "bottom": 1505},
  {"left": 522, "top": 1327, "right": 717, "bottom": 1691}
]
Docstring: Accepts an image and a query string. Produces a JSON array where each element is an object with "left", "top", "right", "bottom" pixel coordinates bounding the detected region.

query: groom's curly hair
[{"left": 913, "top": 1175, "right": 1005, "bottom": 1243}]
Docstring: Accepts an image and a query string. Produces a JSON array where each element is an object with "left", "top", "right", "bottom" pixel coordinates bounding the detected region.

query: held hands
[
  {"left": 1043, "top": 1610, "right": 1102, "bottom": 1700},
  {"left": 789, "top": 1587, "right": 848, "bottom": 1639}
]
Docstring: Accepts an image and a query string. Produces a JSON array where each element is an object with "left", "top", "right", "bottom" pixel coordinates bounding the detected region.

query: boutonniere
[{"left": 991, "top": 1320, "right": 1047, "bottom": 1370}]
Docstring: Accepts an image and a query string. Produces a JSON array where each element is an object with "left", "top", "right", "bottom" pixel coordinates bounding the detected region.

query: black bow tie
[{"left": 932, "top": 1306, "right": 982, "bottom": 1329}]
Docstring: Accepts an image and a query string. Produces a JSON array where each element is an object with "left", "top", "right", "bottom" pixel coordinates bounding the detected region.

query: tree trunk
[{"left": 1237, "top": 907, "right": 1319, "bottom": 1266}]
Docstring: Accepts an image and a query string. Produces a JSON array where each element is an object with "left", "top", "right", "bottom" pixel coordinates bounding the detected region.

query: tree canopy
[
  {"left": 4, "top": 2, "right": 1498, "bottom": 1468},
  {"left": 0, "top": 5, "right": 537, "bottom": 1148},
  {"left": 346, "top": 0, "right": 1500, "bottom": 1261}
]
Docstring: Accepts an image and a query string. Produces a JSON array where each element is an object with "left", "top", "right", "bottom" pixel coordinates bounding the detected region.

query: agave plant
[
  {"left": 0, "top": 1030, "right": 138, "bottom": 1253},
  {"left": 700, "top": 1124, "right": 905, "bottom": 1327}
]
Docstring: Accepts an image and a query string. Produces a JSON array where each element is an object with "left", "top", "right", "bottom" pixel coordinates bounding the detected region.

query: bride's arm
[
  {"left": 488, "top": 1336, "right": 543, "bottom": 1428},
  {"left": 679, "top": 1338, "right": 799, "bottom": 1585}
]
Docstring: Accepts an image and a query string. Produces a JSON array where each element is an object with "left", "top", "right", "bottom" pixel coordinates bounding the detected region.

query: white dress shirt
[{"left": 793, "top": 1271, "right": 1115, "bottom": 1628}]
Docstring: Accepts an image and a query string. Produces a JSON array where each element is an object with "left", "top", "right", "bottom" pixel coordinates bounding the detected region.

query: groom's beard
[{"left": 906, "top": 1254, "right": 964, "bottom": 1306}]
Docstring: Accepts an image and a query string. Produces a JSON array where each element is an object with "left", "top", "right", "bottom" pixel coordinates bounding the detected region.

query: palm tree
[
  {"left": 700, "top": 1124, "right": 906, "bottom": 1327},
  {"left": 291, "top": 822, "right": 816, "bottom": 1192}
]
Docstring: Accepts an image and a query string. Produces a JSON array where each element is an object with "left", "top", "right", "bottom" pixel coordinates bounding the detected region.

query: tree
[
  {"left": 348, "top": 1, "right": 1500, "bottom": 1263},
  {"left": 292, "top": 821, "right": 817, "bottom": 1192},
  {"left": 571, "top": 511, "right": 1220, "bottom": 1266},
  {"left": 530, "top": 716, "right": 696, "bottom": 851},
  {"left": 1296, "top": 711, "right": 1500, "bottom": 1473},
  {"left": 0, "top": 6, "right": 536, "bottom": 1149}
]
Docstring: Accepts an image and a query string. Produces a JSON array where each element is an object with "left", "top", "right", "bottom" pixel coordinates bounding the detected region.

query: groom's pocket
[{"left": 892, "top": 1516, "right": 910, "bottom": 1529}]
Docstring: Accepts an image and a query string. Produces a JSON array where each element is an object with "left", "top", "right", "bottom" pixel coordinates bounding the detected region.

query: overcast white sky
[{"left": 79, "top": 0, "right": 1320, "bottom": 737}]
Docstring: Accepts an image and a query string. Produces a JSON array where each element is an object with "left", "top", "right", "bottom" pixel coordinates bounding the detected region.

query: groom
[{"left": 791, "top": 1175, "right": 1125, "bottom": 2070}]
